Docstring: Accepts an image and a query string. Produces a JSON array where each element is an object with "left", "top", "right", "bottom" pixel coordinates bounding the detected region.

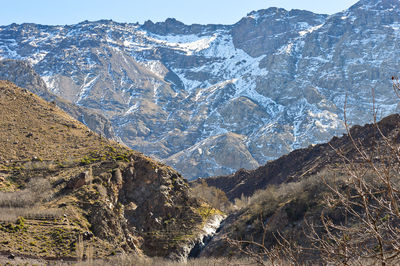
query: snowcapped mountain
[{"left": 0, "top": 0, "right": 399, "bottom": 179}]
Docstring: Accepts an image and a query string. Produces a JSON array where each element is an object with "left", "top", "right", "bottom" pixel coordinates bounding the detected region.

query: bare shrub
[
  {"left": 226, "top": 232, "right": 304, "bottom": 266},
  {"left": 0, "top": 178, "right": 51, "bottom": 208},
  {"left": 192, "top": 179, "right": 232, "bottom": 213},
  {"left": 233, "top": 194, "right": 251, "bottom": 210},
  {"left": 0, "top": 207, "right": 62, "bottom": 222},
  {"left": 0, "top": 178, "right": 57, "bottom": 222},
  {"left": 0, "top": 189, "right": 36, "bottom": 207},
  {"left": 305, "top": 89, "right": 400, "bottom": 265}
]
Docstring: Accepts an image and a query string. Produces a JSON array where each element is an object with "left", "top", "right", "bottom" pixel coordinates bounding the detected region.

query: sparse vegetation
[
  {"left": 6, "top": 72, "right": 400, "bottom": 265},
  {"left": 191, "top": 179, "right": 232, "bottom": 213},
  {"left": 75, "top": 255, "right": 254, "bottom": 266},
  {"left": 80, "top": 146, "right": 133, "bottom": 166},
  {"left": 0, "top": 178, "right": 51, "bottom": 207},
  {"left": 0, "top": 82, "right": 141, "bottom": 260}
]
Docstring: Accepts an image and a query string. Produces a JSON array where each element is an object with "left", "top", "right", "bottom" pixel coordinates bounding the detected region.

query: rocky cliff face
[{"left": 0, "top": 0, "right": 399, "bottom": 179}]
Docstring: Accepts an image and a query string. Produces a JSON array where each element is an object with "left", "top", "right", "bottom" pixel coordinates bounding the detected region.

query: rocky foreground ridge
[
  {"left": 1, "top": 0, "right": 400, "bottom": 178},
  {"left": 0, "top": 81, "right": 221, "bottom": 260}
]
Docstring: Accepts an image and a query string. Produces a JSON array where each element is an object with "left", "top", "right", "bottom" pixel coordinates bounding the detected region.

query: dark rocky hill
[{"left": 201, "top": 113, "right": 400, "bottom": 201}]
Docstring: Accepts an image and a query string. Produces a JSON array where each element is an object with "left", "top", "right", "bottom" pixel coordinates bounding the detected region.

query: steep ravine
[
  {"left": 82, "top": 157, "right": 227, "bottom": 260},
  {"left": 186, "top": 214, "right": 225, "bottom": 260}
]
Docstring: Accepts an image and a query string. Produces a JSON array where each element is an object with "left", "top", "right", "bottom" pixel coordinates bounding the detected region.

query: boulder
[{"left": 67, "top": 171, "right": 89, "bottom": 190}]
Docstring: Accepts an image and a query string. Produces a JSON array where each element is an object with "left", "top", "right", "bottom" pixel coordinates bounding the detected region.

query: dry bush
[
  {"left": 226, "top": 231, "right": 303, "bottom": 266},
  {"left": 233, "top": 194, "right": 251, "bottom": 210},
  {"left": 0, "top": 178, "right": 51, "bottom": 208},
  {"left": 234, "top": 170, "right": 337, "bottom": 221},
  {"left": 232, "top": 176, "right": 323, "bottom": 213},
  {"left": 305, "top": 88, "right": 400, "bottom": 265},
  {"left": 227, "top": 81, "right": 400, "bottom": 265},
  {"left": 225, "top": 173, "right": 338, "bottom": 265},
  {"left": 75, "top": 255, "right": 254, "bottom": 266},
  {"left": 0, "top": 189, "right": 36, "bottom": 207},
  {"left": 192, "top": 179, "right": 232, "bottom": 213},
  {"left": 0, "top": 207, "right": 62, "bottom": 222},
  {"left": 0, "top": 178, "right": 57, "bottom": 222}
]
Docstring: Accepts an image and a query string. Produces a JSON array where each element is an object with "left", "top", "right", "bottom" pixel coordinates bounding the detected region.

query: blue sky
[{"left": 1, "top": 0, "right": 360, "bottom": 26}]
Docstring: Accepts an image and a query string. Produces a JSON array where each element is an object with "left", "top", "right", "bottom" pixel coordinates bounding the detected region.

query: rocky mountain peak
[
  {"left": 142, "top": 18, "right": 186, "bottom": 35},
  {"left": 342, "top": 0, "right": 400, "bottom": 24},
  {"left": 353, "top": 0, "right": 400, "bottom": 9},
  {"left": 142, "top": 18, "right": 226, "bottom": 36},
  {"left": 246, "top": 7, "right": 327, "bottom": 21},
  {"left": 233, "top": 7, "right": 327, "bottom": 57}
]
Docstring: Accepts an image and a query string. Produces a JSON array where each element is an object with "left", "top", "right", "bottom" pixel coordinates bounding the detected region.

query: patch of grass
[
  {"left": 80, "top": 146, "right": 132, "bottom": 166},
  {"left": 1, "top": 216, "right": 26, "bottom": 233}
]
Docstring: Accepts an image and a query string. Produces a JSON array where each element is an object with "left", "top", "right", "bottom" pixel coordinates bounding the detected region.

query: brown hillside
[
  {"left": 0, "top": 80, "right": 123, "bottom": 163},
  {"left": 0, "top": 81, "right": 220, "bottom": 261},
  {"left": 201, "top": 114, "right": 400, "bottom": 201}
]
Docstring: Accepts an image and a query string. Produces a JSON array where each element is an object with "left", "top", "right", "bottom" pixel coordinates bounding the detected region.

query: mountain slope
[
  {"left": 0, "top": 0, "right": 399, "bottom": 178},
  {"left": 0, "top": 80, "right": 221, "bottom": 260},
  {"left": 0, "top": 59, "right": 116, "bottom": 140},
  {"left": 200, "top": 113, "right": 400, "bottom": 201}
]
